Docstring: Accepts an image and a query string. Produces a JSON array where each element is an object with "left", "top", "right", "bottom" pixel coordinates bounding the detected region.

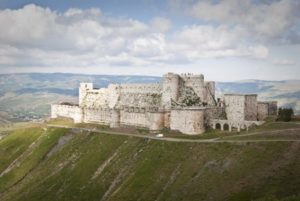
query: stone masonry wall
[
  {"left": 120, "top": 111, "right": 148, "bottom": 127},
  {"left": 224, "top": 95, "right": 245, "bottom": 123},
  {"left": 244, "top": 95, "right": 258, "bottom": 121},
  {"left": 147, "top": 112, "right": 165, "bottom": 131},
  {"left": 117, "top": 83, "right": 161, "bottom": 94},
  {"left": 81, "top": 90, "right": 110, "bottom": 108},
  {"left": 205, "top": 81, "right": 217, "bottom": 105},
  {"left": 51, "top": 104, "right": 83, "bottom": 123},
  {"left": 205, "top": 107, "right": 226, "bottom": 126},
  {"left": 181, "top": 74, "right": 205, "bottom": 100},
  {"left": 161, "top": 73, "right": 180, "bottom": 108},
  {"left": 170, "top": 109, "right": 205, "bottom": 134},
  {"left": 257, "top": 102, "right": 269, "bottom": 121},
  {"left": 83, "top": 108, "right": 111, "bottom": 124},
  {"left": 119, "top": 93, "right": 161, "bottom": 108}
]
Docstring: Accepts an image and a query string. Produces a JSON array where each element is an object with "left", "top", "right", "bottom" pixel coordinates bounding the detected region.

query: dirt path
[
  {"left": 218, "top": 128, "right": 300, "bottom": 139},
  {"left": 46, "top": 124, "right": 300, "bottom": 143}
]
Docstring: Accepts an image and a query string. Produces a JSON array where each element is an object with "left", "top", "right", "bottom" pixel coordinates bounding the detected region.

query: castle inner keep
[{"left": 51, "top": 73, "right": 278, "bottom": 135}]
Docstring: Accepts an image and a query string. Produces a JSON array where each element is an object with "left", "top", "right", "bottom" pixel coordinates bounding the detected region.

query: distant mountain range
[{"left": 0, "top": 73, "right": 299, "bottom": 122}]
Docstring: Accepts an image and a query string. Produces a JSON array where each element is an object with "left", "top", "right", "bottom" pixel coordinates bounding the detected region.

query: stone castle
[{"left": 51, "top": 73, "right": 277, "bottom": 134}]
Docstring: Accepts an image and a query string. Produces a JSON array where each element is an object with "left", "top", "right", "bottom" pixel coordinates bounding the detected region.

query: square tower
[
  {"left": 224, "top": 94, "right": 257, "bottom": 123},
  {"left": 79, "top": 83, "right": 93, "bottom": 106}
]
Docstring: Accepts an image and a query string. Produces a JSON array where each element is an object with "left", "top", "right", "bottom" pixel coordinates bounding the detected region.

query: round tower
[{"left": 161, "top": 73, "right": 180, "bottom": 109}]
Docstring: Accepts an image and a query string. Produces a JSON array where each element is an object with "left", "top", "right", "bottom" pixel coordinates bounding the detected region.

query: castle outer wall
[{"left": 51, "top": 73, "right": 277, "bottom": 135}]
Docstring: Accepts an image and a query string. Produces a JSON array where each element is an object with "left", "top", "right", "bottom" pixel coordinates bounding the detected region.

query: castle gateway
[{"left": 51, "top": 73, "right": 277, "bottom": 134}]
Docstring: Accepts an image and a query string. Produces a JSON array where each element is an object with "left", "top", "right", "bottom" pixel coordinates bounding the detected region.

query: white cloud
[
  {"left": 150, "top": 17, "right": 172, "bottom": 32},
  {"left": 168, "top": 25, "right": 269, "bottom": 60},
  {"left": 173, "top": 0, "right": 300, "bottom": 42},
  {"left": 0, "top": 4, "right": 275, "bottom": 70},
  {"left": 129, "top": 33, "right": 167, "bottom": 57}
]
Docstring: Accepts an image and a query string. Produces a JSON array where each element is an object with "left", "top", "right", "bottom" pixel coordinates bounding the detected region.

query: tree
[{"left": 277, "top": 107, "right": 294, "bottom": 122}]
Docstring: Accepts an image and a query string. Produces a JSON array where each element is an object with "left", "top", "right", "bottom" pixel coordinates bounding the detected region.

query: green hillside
[{"left": 1, "top": 126, "right": 300, "bottom": 201}]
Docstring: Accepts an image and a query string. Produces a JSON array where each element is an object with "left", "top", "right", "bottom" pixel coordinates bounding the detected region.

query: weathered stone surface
[
  {"left": 170, "top": 109, "right": 205, "bottom": 135},
  {"left": 224, "top": 94, "right": 258, "bottom": 123},
  {"left": 51, "top": 104, "right": 83, "bottom": 123},
  {"left": 257, "top": 102, "right": 269, "bottom": 121}
]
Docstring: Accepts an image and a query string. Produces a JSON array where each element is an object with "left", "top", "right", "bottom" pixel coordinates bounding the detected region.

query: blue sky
[{"left": 0, "top": 0, "right": 299, "bottom": 81}]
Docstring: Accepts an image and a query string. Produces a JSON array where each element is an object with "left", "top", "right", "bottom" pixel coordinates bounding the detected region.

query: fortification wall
[
  {"left": 224, "top": 95, "right": 245, "bottom": 123},
  {"left": 205, "top": 107, "right": 226, "bottom": 126},
  {"left": 83, "top": 108, "right": 111, "bottom": 124},
  {"left": 244, "top": 95, "right": 258, "bottom": 121},
  {"left": 80, "top": 89, "right": 110, "bottom": 108},
  {"left": 257, "top": 102, "right": 269, "bottom": 121},
  {"left": 80, "top": 83, "right": 162, "bottom": 109},
  {"left": 120, "top": 111, "right": 148, "bottom": 127},
  {"left": 79, "top": 83, "right": 93, "bottom": 107},
  {"left": 79, "top": 83, "right": 120, "bottom": 109},
  {"left": 118, "top": 83, "right": 161, "bottom": 94},
  {"left": 170, "top": 109, "right": 205, "bottom": 134},
  {"left": 147, "top": 112, "right": 165, "bottom": 131},
  {"left": 162, "top": 73, "right": 180, "bottom": 108},
  {"left": 119, "top": 93, "right": 161, "bottom": 107},
  {"left": 205, "top": 81, "right": 216, "bottom": 105},
  {"left": 51, "top": 104, "right": 83, "bottom": 123},
  {"left": 164, "top": 112, "right": 171, "bottom": 127},
  {"left": 181, "top": 74, "right": 205, "bottom": 101},
  {"left": 110, "top": 109, "right": 120, "bottom": 128},
  {"left": 50, "top": 73, "right": 277, "bottom": 135}
]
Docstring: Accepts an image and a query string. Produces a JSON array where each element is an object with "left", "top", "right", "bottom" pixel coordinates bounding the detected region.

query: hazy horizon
[{"left": 1, "top": 71, "right": 300, "bottom": 82}]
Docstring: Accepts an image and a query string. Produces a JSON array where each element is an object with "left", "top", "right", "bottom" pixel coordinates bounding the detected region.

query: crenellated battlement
[
  {"left": 118, "top": 83, "right": 161, "bottom": 94},
  {"left": 180, "top": 73, "right": 204, "bottom": 79}
]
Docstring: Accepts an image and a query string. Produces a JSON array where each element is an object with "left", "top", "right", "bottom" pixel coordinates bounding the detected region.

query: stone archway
[
  {"left": 223, "top": 123, "right": 229, "bottom": 131},
  {"left": 216, "top": 123, "right": 221, "bottom": 130}
]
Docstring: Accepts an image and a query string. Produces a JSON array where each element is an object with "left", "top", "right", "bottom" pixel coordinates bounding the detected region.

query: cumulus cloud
[
  {"left": 0, "top": 4, "right": 275, "bottom": 70},
  {"left": 168, "top": 25, "right": 269, "bottom": 60},
  {"left": 170, "top": 0, "right": 300, "bottom": 42},
  {"left": 150, "top": 17, "right": 172, "bottom": 32}
]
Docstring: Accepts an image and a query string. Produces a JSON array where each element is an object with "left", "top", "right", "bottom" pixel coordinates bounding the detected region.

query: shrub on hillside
[{"left": 277, "top": 108, "right": 294, "bottom": 122}]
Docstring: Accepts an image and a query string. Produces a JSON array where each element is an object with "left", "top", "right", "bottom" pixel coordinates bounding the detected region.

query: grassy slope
[
  {"left": 0, "top": 128, "right": 42, "bottom": 173},
  {"left": 0, "top": 127, "right": 300, "bottom": 201},
  {"left": 0, "top": 127, "right": 67, "bottom": 192}
]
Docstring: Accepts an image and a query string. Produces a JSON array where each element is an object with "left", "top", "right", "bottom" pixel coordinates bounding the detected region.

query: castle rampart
[
  {"left": 51, "top": 73, "right": 277, "bottom": 135},
  {"left": 51, "top": 104, "right": 83, "bottom": 123},
  {"left": 117, "top": 83, "right": 161, "bottom": 94},
  {"left": 170, "top": 108, "right": 205, "bottom": 134}
]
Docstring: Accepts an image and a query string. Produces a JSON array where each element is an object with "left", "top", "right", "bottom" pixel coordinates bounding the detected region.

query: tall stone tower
[
  {"left": 79, "top": 83, "right": 93, "bottom": 106},
  {"left": 181, "top": 74, "right": 205, "bottom": 100},
  {"left": 161, "top": 73, "right": 180, "bottom": 109}
]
